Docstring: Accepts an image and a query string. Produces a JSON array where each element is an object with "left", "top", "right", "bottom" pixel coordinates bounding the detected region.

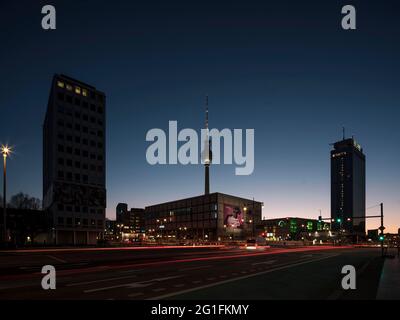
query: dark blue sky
[{"left": 0, "top": 0, "right": 399, "bottom": 232}]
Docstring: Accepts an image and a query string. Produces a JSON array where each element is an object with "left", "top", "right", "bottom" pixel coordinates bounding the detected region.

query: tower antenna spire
[
  {"left": 205, "top": 95, "right": 209, "bottom": 130},
  {"left": 342, "top": 126, "right": 345, "bottom": 140}
]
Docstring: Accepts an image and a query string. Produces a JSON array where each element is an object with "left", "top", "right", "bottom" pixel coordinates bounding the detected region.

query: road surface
[{"left": 0, "top": 246, "right": 384, "bottom": 300}]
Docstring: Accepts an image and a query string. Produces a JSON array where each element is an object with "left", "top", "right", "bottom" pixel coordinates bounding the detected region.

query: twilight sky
[{"left": 0, "top": 0, "right": 399, "bottom": 232}]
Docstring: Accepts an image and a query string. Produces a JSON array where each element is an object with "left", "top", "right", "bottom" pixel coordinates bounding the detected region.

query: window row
[
  {"left": 57, "top": 80, "right": 104, "bottom": 102},
  {"left": 58, "top": 171, "right": 89, "bottom": 183},
  {"left": 57, "top": 133, "right": 103, "bottom": 148},
  {"left": 57, "top": 92, "right": 104, "bottom": 113},
  {"left": 147, "top": 213, "right": 218, "bottom": 224},
  {"left": 57, "top": 171, "right": 104, "bottom": 183},
  {"left": 147, "top": 221, "right": 218, "bottom": 230},
  {"left": 58, "top": 105, "right": 103, "bottom": 125},
  {"left": 56, "top": 120, "right": 104, "bottom": 137},
  {"left": 148, "top": 202, "right": 218, "bottom": 213},
  {"left": 57, "top": 217, "right": 104, "bottom": 227},
  {"left": 57, "top": 145, "right": 104, "bottom": 160},
  {"left": 57, "top": 159, "right": 103, "bottom": 172},
  {"left": 57, "top": 204, "right": 103, "bottom": 214}
]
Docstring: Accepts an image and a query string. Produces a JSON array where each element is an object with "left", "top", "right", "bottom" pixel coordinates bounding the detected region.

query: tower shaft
[{"left": 205, "top": 164, "right": 210, "bottom": 195}]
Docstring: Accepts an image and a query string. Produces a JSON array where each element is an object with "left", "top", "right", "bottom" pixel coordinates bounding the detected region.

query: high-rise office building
[
  {"left": 130, "top": 208, "right": 145, "bottom": 235},
  {"left": 331, "top": 137, "right": 366, "bottom": 235},
  {"left": 43, "top": 74, "right": 106, "bottom": 245},
  {"left": 116, "top": 203, "right": 128, "bottom": 224},
  {"left": 115, "top": 204, "right": 145, "bottom": 234}
]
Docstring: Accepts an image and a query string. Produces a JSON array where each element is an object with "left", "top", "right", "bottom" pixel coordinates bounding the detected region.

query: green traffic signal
[
  {"left": 336, "top": 218, "right": 342, "bottom": 223},
  {"left": 379, "top": 235, "right": 384, "bottom": 241}
]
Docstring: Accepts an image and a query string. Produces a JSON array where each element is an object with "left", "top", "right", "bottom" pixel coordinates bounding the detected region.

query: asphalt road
[{"left": 0, "top": 246, "right": 384, "bottom": 300}]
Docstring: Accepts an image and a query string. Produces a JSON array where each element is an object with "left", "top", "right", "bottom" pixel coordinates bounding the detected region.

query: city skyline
[{"left": 0, "top": 1, "right": 399, "bottom": 233}]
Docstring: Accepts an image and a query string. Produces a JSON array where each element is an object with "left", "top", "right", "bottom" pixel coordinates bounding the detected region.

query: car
[{"left": 246, "top": 239, "right": 257, "bottom": 250}]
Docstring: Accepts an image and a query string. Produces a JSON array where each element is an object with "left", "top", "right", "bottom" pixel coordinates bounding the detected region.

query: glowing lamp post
[{"left": 1, "top": 145, "right": 11, "bottom": 243}]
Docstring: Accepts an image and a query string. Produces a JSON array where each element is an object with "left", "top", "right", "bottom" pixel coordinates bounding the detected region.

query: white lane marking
[
  {"left": 192, "top": 280, "right": 202, "bottom": 284},
  {"left": 85, "top": 281, "right": 152, "bottom": 293},
  {"left": 252, "top": 259, "right": 277, "bottom": 266},
  {"left": 47, "top": 255, "right": 67, "bottom": 263},
  {"left": 149, "top": 254, "right": 341, "bottom": 300},
  {"left": 84, "top": 275, "right": 183, "bottom": 293},
  {"left": 173, "top": 284, "right": 185, "bottom": 288},
  {"left": 67, "top": 275, "right": 138, "bottom": 287},
  {"left": 301, "top": 254, "right": 313, "bottom": 258},
  {"left": 179, "top": 265, "right": 210, "bottom": 272}
]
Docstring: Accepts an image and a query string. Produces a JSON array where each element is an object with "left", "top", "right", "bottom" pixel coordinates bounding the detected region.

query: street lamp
[{"left": 1, "top": 145, "right": 12, "bottom": 243}]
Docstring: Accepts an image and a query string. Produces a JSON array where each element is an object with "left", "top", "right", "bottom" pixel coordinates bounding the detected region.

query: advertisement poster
[{"left": 223, "top": 204, "right": 244, "bottom": 228}]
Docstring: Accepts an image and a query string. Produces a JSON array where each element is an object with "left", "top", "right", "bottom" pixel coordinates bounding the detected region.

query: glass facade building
[{"left": 331, "top": 138, "right": 366, "bottom": 235}]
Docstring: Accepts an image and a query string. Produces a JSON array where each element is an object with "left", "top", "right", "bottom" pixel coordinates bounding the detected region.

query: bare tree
[{"left": 9, "top": 192, "right": 41, "bottom": 210}]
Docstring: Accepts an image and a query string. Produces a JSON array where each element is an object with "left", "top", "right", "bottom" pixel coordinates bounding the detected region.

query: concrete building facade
[
  {"left": 43, "top": 74, "right": 106, "bottom": 245},
  {"left": 145, "top": 192, "right": 262, "bottom": 242}
]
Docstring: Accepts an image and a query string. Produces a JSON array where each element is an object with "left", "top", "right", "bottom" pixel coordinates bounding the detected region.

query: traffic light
[
  {"left": 336, "top": 218, "right": 342, "bottom": 223},
  {"left": 318, "top": 216, "right": 322, "bottom": 222},
  {"left": 379, "top": 234, "right": 385, "bottom": 241}
]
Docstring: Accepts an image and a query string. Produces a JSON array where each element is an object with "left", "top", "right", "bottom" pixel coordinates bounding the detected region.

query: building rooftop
[
  {"left": 57, "top": 74, "right": 96, "bottom": 89},
  {"left": 145, "top": 192, "right": 262, "bottom": 209},
  {"left": 333, "top": 137, "right": 363, "bottom": 152}
]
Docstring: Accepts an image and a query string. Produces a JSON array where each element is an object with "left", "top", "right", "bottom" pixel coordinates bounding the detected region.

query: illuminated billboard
[{"left": 223, "top": 204, "right": 244, "bottom": 229}]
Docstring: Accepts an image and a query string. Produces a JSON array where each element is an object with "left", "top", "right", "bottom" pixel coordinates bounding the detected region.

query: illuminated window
[
  {"left": 57, "top": 81, "right": 65, "bottom": 88},
  {"left": 66, "top": 84, "right": 73, "bottom": 91},
  {"left": 82, "top": 89, "right": 88, "bottom": 97},
  {"left": 290, "top": 220, "right": 297, "bottom": 233},
  {"left": 75, "top": 86, "right": 81, "bottom": 94}
]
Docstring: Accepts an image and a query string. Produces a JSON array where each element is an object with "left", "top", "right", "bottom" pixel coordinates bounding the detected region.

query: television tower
[{"left": 204, "top": 95, "right": 212, "bottom": 195}]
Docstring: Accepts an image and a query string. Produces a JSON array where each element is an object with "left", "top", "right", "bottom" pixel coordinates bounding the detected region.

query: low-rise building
[
  {"left": 144, "top": 192, "right": 262, "bottom": 242},
  {"left": 261, "top": 217, "right": 331, "bottom": 241},
  {"left": 0, "top": 208, "right": 49, "bottom": 246}
]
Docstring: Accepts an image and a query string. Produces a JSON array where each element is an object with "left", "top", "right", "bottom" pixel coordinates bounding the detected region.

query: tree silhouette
[{"left": 9, "top": 192, "right": 41, "bottom": 210}]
